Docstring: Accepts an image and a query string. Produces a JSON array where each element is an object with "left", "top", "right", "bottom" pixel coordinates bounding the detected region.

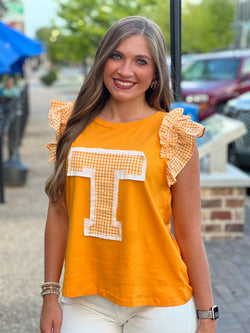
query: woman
[{"left": 40, "top": 16, "right": 218, "bottom": 333}]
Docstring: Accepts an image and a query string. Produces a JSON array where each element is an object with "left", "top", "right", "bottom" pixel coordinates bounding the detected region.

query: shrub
[{"left": 41, "top": 70, "right": 57, "bottom": 86}]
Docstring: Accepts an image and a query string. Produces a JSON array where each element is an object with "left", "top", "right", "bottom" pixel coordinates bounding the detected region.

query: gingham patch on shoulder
[
  {"left": 159, "top": 108, "right": 205, "bottom": 186},
  {"left": 68, "top": 147, "right": 147, "bottom": 241},
  {"left": 46, "top": 100, "right": 75, "bottom": 163}
]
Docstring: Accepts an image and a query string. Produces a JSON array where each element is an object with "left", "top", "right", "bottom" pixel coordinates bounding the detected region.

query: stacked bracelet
[{"left": 41, "top": 282, "right": 61, "bottom": 297}]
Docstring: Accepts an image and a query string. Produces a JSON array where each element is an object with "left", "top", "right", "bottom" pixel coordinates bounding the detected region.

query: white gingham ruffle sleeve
[{"left": 159, "top": 108, "right": 205, "bottom": 186}]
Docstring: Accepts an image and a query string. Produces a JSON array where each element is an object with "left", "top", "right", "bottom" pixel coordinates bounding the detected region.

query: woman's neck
[{"left": 99, "top": 98, "right": 156, "bottom": 123}]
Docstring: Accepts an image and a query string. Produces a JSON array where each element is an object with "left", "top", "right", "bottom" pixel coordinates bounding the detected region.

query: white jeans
[{"left": 60, "top": 295, "right": 198, "bottom": 333}]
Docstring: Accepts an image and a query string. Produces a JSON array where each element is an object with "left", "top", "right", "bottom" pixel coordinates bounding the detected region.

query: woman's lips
[{"left": 113, "top": 79, "right": 136, "bottom": 89}]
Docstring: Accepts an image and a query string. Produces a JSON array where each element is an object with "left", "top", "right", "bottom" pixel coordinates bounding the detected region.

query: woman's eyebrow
[
  {"left": 114, "top": 50, "right": 153, "bottom": 62},
  {"left": 135, "top": 54, "right": 153, "bottom": 62}
]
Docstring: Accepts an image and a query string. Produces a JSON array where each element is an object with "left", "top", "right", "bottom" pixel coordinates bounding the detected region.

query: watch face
[{"left": 213, "top": 306, "right": 219, "bottom": 320}]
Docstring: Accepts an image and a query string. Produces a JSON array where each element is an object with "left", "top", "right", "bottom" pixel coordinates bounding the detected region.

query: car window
[
  {"left": 182, "top": 58, "right": 240, "bottom": 81},
  {"left": 241, "top": 57, "right": 250, "bottom": 76}
]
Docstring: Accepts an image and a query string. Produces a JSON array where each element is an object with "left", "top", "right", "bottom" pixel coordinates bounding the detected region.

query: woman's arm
[
  {"left": 171, "top": 144, "right": 216, "bottom": 333},
  {"left": 40, "top": 195, "right": 69, "bottom": 333}
]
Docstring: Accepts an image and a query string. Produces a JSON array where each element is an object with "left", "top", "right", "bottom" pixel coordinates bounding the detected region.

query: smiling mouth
[{"left": 114, "top": 79, "right": 135, "bottom": 88}]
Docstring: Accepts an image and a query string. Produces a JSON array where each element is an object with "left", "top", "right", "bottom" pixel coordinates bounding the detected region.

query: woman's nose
[{"left": 117, "top": 61, "right": 133, "bottom": 77}]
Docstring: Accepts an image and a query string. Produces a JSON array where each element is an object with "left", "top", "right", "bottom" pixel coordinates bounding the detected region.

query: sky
[
  {"left": 22, "top": 0, "right": 59, "bottom": 37},
  {"left": 22, "top": 0, "right": 202, "bottom": 38}
]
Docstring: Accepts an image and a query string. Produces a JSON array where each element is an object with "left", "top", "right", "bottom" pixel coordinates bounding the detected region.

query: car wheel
[{"left": 216, "top": 102, "right": 227, "bottom": 114}]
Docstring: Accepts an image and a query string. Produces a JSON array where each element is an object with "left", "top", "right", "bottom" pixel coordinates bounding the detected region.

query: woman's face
[{"left": 103, "top": 34, "right": 155, "bottom": 104}]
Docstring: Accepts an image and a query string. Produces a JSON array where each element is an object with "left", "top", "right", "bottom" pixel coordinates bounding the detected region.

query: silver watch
[{"left": 197, "top": 305, "right": 219, "bottom": 320}]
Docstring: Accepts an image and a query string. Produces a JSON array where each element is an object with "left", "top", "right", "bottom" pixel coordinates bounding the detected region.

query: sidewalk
[{"left": 0, "top": 79, "right": 249, "bottom": 332}]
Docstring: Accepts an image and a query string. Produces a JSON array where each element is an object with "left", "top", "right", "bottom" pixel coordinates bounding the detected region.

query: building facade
[
  {"left": 234, "top": 0, "right": 250, "bottom": 48},
  {"left": 0, "top": 0, "right": 7, "bottom": 18},
  {"left": 2, "top": 0, "right": 24, "bottom": 32}
]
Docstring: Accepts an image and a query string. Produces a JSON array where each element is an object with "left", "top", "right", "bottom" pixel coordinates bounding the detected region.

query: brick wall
[{"left": 201, "top": 188, "right": 246, "bottom": 240}]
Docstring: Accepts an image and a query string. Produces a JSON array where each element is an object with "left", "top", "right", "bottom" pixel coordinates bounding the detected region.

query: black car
[{"left": 223, "top": 92, "right": 250, "bottom": 170}]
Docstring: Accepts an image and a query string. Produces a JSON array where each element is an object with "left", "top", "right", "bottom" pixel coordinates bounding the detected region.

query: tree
[
  {"left": 150, "top": 0, "right": 171, "bottom": 52},
  {"left": 182, "top": 0, "right": 235, "bottom": 53},
  {"left": 37, "top": 0, "right": 236, "bottom": 64},
  {"left": 45, "top": 0, "right": 157, "bottom": 65}
]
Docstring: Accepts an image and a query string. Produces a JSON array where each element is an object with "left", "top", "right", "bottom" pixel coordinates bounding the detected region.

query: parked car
[
  {"left": 223, "top": 92, "right": 250, "bottom": 170},
  {"left": 181, "top": 49, "right": 250, "bottom": 121}
]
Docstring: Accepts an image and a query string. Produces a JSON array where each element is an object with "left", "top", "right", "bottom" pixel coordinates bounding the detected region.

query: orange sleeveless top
[{"left": 47, "top": 101, "right": 205, "bottom": 307}]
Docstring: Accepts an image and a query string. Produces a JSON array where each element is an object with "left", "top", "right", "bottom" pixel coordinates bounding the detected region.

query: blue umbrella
[
  {"left": 0, "top": 21, "right": 44, "bottom": 74},
  {"left": 0, "top": 21, "right": 44, "bottom": 57},
  {"left": 0, "top": 40, "right": 20, "bottom": 74}
]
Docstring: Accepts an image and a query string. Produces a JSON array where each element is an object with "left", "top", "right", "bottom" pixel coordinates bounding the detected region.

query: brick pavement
[
  {"left": 205, "top": 201, "right": 250, "bottom": 333},
  {"left": 0, "top": 79, "right": 249, "bottom": 332}
]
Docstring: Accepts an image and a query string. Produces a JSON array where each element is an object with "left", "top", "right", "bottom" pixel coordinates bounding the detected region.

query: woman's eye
[
  {"left": 111, "top": 53, "right": 121, "bottom": 60},
  {"left": 137, "top": 59, "right": 147, "bottom": 65}
]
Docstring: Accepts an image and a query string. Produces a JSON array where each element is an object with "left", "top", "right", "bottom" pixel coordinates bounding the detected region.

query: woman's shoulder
[
  {"left": 158, "top": 107, "right": 205, "bottom": 186},
  {"left": 159, "top": 108, "right": 204, "bottom": 134},
  {"left": 48, "top": 100, "right": 75, "bottom": 134},
  {"left": 46, "top": 100, "right": 75, "bottom": 163}
]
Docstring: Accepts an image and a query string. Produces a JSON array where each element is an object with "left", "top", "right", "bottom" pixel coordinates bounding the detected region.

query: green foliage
[
  {"left": 36, "top": 0, "right": 236, "bottom": 64},
  {"left": 41, "top": 0, "right": 157, "bottom": 64},
  {"left": 150, "top": 0, "right": 171, "bottom": 52},
  {"left": 182, "top": 0, "right": 235, "bottom": 53},
  {"left": 40, "top": 70, "right": 58, "bottom": 86}
]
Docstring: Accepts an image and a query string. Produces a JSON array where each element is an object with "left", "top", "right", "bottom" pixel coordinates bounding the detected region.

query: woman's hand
[
  {"left": 40, "top": 295, "right": 62, "bottom": 333},
  {"left": 196, "top": 319, "right": 217, "bottom": 333}
]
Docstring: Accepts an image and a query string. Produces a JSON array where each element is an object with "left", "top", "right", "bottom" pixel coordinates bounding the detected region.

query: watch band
[{"left": 197, "top": 305, "right": 219, "bottom": 320}]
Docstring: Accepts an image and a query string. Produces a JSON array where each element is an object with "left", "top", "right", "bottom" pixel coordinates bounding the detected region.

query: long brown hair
[{"left": 46, "top": 16, "right": 172, "bottom": 202}]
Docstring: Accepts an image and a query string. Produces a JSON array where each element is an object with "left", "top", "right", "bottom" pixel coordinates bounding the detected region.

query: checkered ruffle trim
[
  {"left": 159, "top": 108, "right": 205, "bottom": 186},
  {"left": 46, "top": 100, "right": 75, "bottom": 163}
]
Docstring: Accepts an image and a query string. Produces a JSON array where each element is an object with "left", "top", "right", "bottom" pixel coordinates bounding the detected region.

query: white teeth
[{"left": 116, "top": 80, "right": 134, "bottom": 86}]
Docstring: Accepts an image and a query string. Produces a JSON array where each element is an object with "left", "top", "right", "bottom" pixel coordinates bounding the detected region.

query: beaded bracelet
[
  {"left": 41, "top": 282, "right": 61, "bottom": 297},
  {"left": 41, "top": 289, "right": 61, "bottom": 297},
  {"left": 42, "top": 282, "right": 60, "bottom": 288}
]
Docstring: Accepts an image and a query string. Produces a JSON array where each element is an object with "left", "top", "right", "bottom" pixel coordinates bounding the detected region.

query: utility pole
[{"left": 170, "top": 0, "right": 182, "bottom": 101}]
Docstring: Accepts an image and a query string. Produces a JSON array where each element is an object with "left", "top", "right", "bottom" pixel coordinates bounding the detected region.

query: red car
[{"left": 181, "top": 50, "right": 250, "bottom": 121}]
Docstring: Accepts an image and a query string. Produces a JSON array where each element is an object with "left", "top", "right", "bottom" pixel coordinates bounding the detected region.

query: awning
[
  {"left": 0, "top": 21, "right": 44, "bottom": 74},
  {"left": 0, "top": 40, "right": 19, "bottom": 74}
]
